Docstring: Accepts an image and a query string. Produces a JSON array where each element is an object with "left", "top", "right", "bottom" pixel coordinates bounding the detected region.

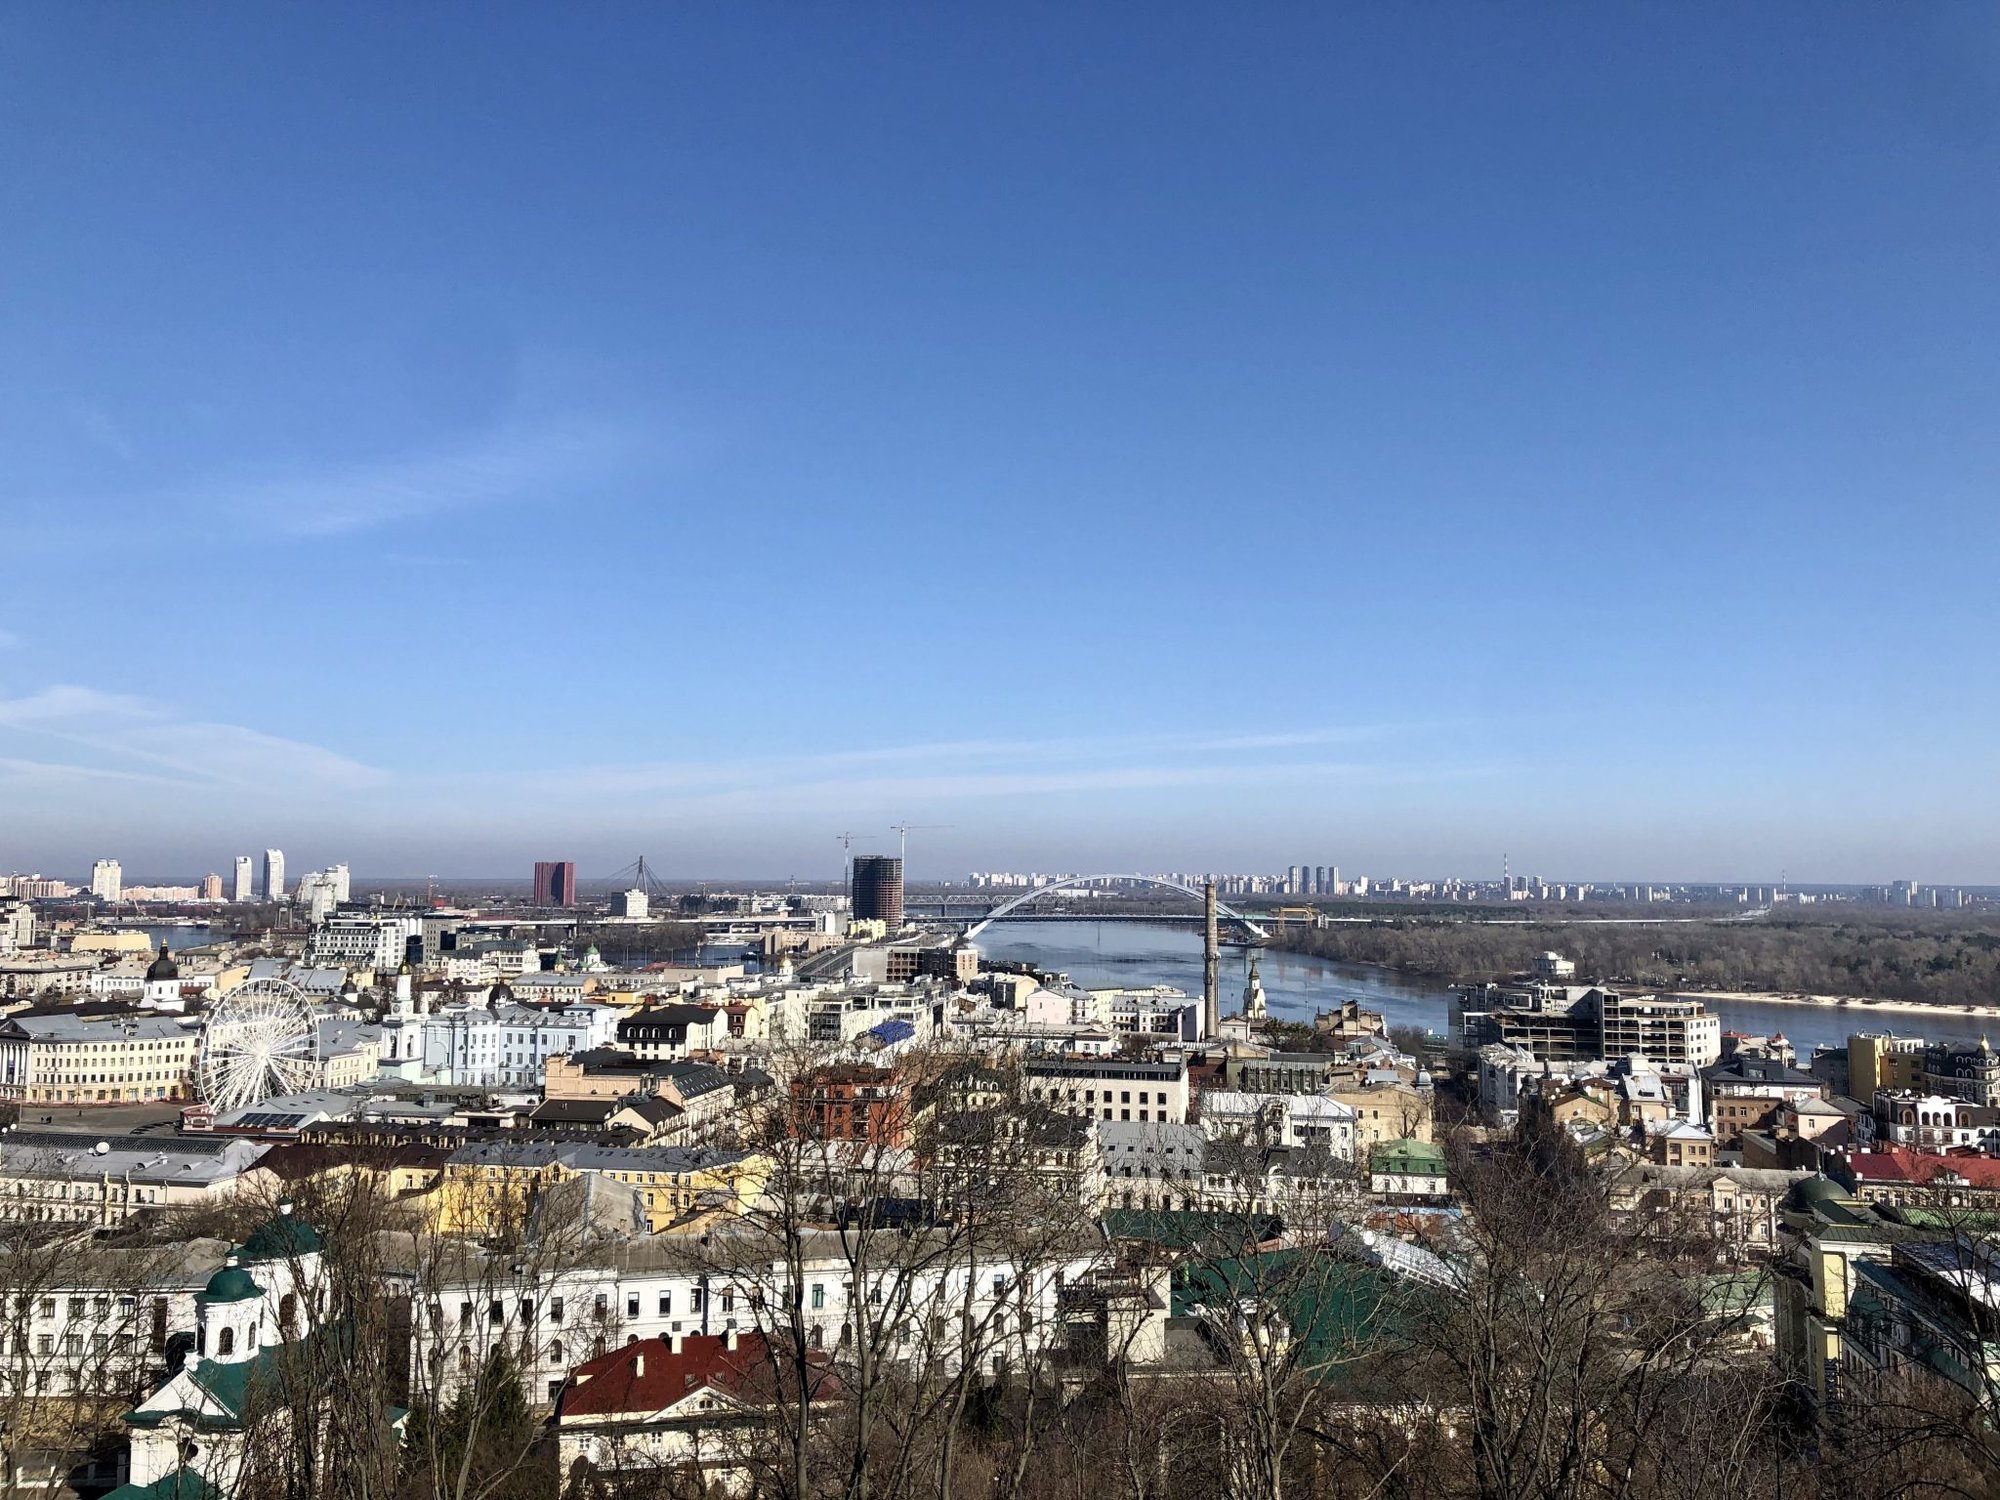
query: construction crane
[{"left": 835, "top": 832, "right": 870, "bottom": 900}]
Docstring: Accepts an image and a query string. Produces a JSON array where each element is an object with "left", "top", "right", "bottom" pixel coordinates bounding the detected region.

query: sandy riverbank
[{"left": 1672, "top": 989, "right": 2000, "bottom": 1024}]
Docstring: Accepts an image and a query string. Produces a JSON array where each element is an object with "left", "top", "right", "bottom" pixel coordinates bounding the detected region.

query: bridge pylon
[{"left": 1202, "top": 879, "right": 1219, "bottom": 1038}]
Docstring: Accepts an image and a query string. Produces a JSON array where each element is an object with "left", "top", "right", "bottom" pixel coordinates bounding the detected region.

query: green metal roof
[
  {"left": 103, "top": 1468, "right": 222, "bottom": 1500},
  {"left": 240, "top": 1205, "right": 323, "bottom": 1263},
  {"left": 1369, "top": 1138, "right": 1447, "bottom": 1173},
  {"left": 1100, "top": 1208, "right": 1285, "bottom": 1249},
  {"left": 126, "top": 1344, "right": 282, "bottom": 1428},
  {"left": 125, "top": 1321, "right": 362, "bottom": 1437},
  {"left": 1173, "top": 1249, "right": 1423, "bottom": 1377},
  {"left": 1890, "top": 1206, "right": 2000, "bottom": 1232}
]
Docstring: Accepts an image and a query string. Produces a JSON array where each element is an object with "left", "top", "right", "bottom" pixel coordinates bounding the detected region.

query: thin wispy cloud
[
  {"left": 0, "top": 628, "right": 20, "bottom": 651},
  {"left": 0, "top": 694, "right": 1491, "bottom": 865},
  {"left": 0, "top": 756, "right": 185, "bottom": 789},
  {"left": 11, "top": 417, "right": 647, "bottom": 554},
  {"left": 447, "top": 723, "right": 1488, "bottom": 813},
  {"left": 71, "top": 405, "right": 134, "bottom": 461},
  {"left": 0, "top": 685, "right": 384, "bottom": 791},
  {"left": 221, "top": 419, "right": 639, "bottom": 538},
  {"left": 656, "top": 760, "right": 1489, "bottom": 814},
  {"left": 476, "top": 724, "right": 1426, "bottom": 798}
]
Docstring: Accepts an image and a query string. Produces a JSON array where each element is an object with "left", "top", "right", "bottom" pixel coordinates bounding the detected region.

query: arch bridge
[{"left": 961, "top": 874, "right": 1268, "bottom": 941}]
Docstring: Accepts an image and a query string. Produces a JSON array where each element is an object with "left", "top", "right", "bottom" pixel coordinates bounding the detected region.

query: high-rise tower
[
  {"left": 851, "top": 855, "right": 904, "bottom": 928},
  {"left": 533, "top": 861, "right": 577, "bottom": 907}
]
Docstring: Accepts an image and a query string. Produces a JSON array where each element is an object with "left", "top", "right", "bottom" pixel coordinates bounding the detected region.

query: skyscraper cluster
[
  {"left": 83, "top": 848, "right": 289, "bottom": 903},
  {"left": 1283, "top": 864, "right": 1341, "bottom": 897}
]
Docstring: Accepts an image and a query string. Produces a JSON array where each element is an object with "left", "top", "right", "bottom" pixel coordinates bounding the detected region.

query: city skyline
[
  {"left": 7, "top": 846, "right": 1992, "bottom": 896},
  {"left": 4, "top": 7, "right": 1998, "bottom": 879}
]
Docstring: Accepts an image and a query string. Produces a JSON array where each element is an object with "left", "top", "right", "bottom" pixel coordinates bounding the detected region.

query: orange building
[{"left": 790, "top": 1063, "right": 911, "bottom": 1147}]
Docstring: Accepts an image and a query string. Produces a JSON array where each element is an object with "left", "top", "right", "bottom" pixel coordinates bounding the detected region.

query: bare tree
[
  {"left": 1159, "top": 1148, "right": 1408, "bottom": 1500},
  {"left": 1415, "top": 1122, "right": 1785, "bottom": 1500},
  {"left": 222, "top": 1168, "right": 417, "bottom": 1500},
  {"left": 0, "top": 1223, "right": 188, "bottom": 1499},
  {"left": 658, "top": 1043, "right": 1103, "bottom": 1500},
  {"left": 1806, "top": 1170, "right": 2000, "bottom": 1500},
  {"left": 395, "top": 1169, "right": 609, "bottom": 1500}
]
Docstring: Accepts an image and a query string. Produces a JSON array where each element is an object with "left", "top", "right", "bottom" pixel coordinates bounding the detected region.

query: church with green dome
[{"left": 104, "top": 1199, "right": 397, "bottom": 1500}]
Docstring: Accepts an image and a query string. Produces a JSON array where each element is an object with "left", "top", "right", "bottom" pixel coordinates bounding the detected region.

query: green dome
[
  {"left": 1790, "top": 1177, "right": 1846, "bottom": 1211},
  {"left": 240, "top": 1202, "right": 323, "bottom": 1263},
  {"left": 200, "top": 1256, "right": 262, "bottom": 1305}
]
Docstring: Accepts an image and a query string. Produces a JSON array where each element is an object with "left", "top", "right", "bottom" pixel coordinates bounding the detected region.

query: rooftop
[
  {"left": 557, "top": 1332, "right": 835, "bottom": 1420},
  {"left": 1, "top": 1013, "right": 196, "bottom": 1042},
  {"left": 1370, "top": 1138, "right": 1447, "bottom": 1171},
  {"left": 0, "top": 1131, "right": 268, "bottom": 1185},
  {"left": 446, "top": 1140, "right": 747, "bottom": 1176},
  {"left": 1025, "top": 1057, "right": 1185, "bottom": 1079},
  {"left": 1705, "top": 1056, "right": 1821, "bottom": 1088},
  {"left": 1850, "top": 1148, "right": 2000, "bottom": 1192}
]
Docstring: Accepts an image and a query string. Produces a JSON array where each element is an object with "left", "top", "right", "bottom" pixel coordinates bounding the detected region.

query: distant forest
[{"left": 1269, "top": 911, "right": 2000, "bottom": 1007}]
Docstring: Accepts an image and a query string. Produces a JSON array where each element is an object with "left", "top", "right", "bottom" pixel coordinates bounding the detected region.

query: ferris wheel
[{"left": 197, "top": 979, "right": 320, "bottom": 1113}]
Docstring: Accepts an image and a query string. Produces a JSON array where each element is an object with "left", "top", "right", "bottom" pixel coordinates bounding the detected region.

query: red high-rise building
[{"left": 533, "top": 860, "right": 576, "bottom": 907}]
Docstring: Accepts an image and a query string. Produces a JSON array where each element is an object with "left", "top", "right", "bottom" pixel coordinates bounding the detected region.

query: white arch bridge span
[{"left": 957, "top": 874, "right": 1268, "bottom": 941}]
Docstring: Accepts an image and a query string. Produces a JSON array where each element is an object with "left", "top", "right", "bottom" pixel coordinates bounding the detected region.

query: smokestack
[{"left": 1203, "top": 880, "right": 1220, "bottom": 1038}]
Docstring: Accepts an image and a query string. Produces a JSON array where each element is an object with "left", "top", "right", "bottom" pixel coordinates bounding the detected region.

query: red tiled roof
[
  {"left": 1849, "top": 1148, "right": 2000, "bottom": 1190},
  {"left": 557, "top": 1333, "right": 837, "bottom": 1420}
]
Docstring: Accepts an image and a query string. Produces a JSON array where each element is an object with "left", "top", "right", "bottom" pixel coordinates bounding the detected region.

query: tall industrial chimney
[{"left": 1203, "top": 879, "right": 1220, "bottom": 1038}]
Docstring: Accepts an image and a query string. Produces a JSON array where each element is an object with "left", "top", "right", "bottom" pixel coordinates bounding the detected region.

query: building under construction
[{"left": 850, "top": 855, "right": 905, "bottom": 928}]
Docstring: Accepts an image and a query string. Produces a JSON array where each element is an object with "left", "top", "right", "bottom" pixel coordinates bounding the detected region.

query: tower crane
[{"left": 836, "top": 832, "right": 870, "bottom": 900}]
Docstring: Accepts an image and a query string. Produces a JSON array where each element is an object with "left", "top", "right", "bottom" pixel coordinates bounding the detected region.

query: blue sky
[{"left": 2, "top": 5, "right": 1997, "bottom": 883}]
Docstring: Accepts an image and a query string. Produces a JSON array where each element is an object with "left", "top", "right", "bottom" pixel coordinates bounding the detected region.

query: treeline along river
[{"left": 976, "top": 920, "right": 1999, "bottom": 1056}]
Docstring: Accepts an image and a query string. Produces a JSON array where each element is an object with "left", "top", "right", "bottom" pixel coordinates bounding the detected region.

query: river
[
  {"left": 127, "top": 923, "right": 214, "bottom": 952},
  {"left": 973, "top": 920, "right": 1996, "bottom": 1056}
]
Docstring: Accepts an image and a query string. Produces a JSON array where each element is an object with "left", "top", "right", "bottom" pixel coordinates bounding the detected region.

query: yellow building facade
[{"left": 432, "top": 1144, "right": 767, "bottom": 1236}]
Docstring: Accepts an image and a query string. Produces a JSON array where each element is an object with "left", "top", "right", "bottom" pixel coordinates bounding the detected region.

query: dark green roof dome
[
  {"left": 146, "top": 943, "right": 180, "bottom": 982},
  {"left": 1790, "top": 1177, "right": 1846, "bottom": 1210},
  {"left": 240, "top": 1200, "right": 323, "bottom": 1262},
  {"left": 200, "top": 1255, "right": 262, "bottom": 1305}
]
